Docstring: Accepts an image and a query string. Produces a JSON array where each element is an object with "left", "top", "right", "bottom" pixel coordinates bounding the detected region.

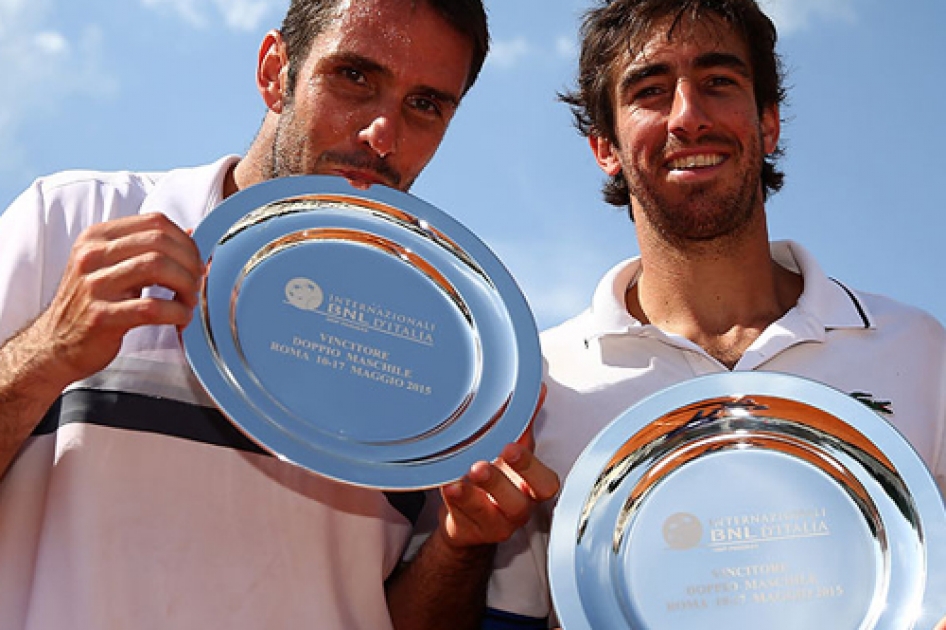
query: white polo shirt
[
  {"left": 0, "top": 158, "right": 422, "bottom": 630},
  {"left": 484, "top": 241, "right": 946, "bottom": 625}
]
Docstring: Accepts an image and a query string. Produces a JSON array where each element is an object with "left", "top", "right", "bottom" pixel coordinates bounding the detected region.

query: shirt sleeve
[{"left": 0, "top": 180, "right": 53, "bottom": 344}]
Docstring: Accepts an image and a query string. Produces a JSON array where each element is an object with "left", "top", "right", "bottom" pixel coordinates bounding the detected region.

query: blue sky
[{"left": 1, "top": 0, "right": 944, "bottom": 332}]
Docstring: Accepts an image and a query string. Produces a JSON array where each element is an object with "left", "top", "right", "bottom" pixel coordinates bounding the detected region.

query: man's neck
[
  {"left": 228, "top": 114, "right": 279, "bottom": 198},
  {"left": 628, "top": 223, "right": 803, "bottom": 369}
]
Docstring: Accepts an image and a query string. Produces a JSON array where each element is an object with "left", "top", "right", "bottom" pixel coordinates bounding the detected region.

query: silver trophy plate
[
  {"left": 182, "top": 175, "right": 540, "bottom": 490},
  {"left": 549, "top": 372, "right": 946, "bottom": 629}
]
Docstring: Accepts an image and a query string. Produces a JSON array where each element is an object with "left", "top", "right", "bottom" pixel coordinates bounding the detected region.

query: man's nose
[
  {"left": 668, "top": 80, "right": 712, "bottom": 138},
  {"left": 358, "top": 112, "right": 398, "bottom": 158}
]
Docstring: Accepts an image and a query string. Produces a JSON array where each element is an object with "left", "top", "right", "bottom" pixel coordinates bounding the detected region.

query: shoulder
[
  {"left": 31, "top": 169, "right": 161, "bottom": 210},
  {"left": 4, "top": 168, "right": 165, "bottom": 229},
  {"left": 3, "top": 156, "right": 236, "bottom": 231},
  {"left": 825, "top": 282, "right": 946, "bottom": 378},
  {"left": 784, "top": 241, "right": 945, "bottom": 343},
  {"left": 33, "top": 168, "right": 162, "bottom": 194},
  {"left": 540, "top": 309, "right": 595, "bottom": 357},
  {"left": 853, "top": 285, "right": 946, "bottom": 342}
]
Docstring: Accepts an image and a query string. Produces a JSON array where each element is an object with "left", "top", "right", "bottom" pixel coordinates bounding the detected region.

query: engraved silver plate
[
  {"left": 549, "top": 372, "right": 946, "bottom": 629},
  {"left": 182, "top": 175, "right": 540, "bottom": 490}
]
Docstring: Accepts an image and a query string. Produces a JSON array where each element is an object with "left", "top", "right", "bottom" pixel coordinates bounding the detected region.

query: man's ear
[
  {"left": 589, "top": 135, "right": 623, "bottom": 176},
  {"left": 257, "top": 30, "right": 290, "bottom": 113},
  {"left": 761, "top": 103, "right": 780, "bottom": 155}
]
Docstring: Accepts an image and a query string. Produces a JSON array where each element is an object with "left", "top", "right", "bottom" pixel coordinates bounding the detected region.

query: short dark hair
[
  {"left": 560, "top": 0, "right": 787, "bottom": 208},
  {"left": 279, "top": 0, "right": 489, "bottom": 99}
]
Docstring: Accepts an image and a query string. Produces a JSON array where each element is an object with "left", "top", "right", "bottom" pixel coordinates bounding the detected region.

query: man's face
[
  {"left": 592, "top": 16, "right": 780, "bottom": 244},
  {"left": 269, "top": 0, "right": 473, "bottom": 191}
]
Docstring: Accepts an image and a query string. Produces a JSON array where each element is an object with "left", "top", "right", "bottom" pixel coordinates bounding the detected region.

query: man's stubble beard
[
  {"left": 628, "top": 134, "right": 766, "bottom": 251},
  {"left": 266, "top": 101, "right": 404, "bottom": 189}
]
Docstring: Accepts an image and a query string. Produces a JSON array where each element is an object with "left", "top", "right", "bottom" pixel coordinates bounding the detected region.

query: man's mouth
[
  {"left": 333, "top": 169, "right": 385, "bottom": 189},
  {"left": 316, "top": 152, "right": 401, "bottom": 190},
  {"left": 667, "top": 154, "right": 726, "bottom": 170}
]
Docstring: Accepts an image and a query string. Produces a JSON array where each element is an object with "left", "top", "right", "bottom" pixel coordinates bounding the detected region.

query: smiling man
[
  {"left": 483, "top": 0, "right": 946, "bottom": 627},
  {"left": 0, "top": 1, "right": 561, "bottom": 629}
]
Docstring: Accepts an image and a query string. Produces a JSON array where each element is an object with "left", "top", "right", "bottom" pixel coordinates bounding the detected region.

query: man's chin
[{"left": 345, "top": 179, "right": 374, "bottom": 191}]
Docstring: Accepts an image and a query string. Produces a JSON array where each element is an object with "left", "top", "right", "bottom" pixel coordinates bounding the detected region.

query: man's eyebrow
[
  {"left": 618, "top": 51, "right": 752, "bottom": 93},
  {"left": 326, "top": 51, "right": 461, "bottom": 107},
  {"left": 328, "top": 51, "right": 390, "bottom": 79},
  {"left": 415, "top": 85, "right": 461, "bottom": 109},
  {"left": 618, "top": 62, "right": 672, "bottom": 94},
  {"left": 694, "top": 51, "right": 751, "bottom": 77}
]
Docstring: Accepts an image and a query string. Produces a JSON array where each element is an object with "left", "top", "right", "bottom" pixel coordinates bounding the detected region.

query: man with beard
[
  {"left": 0, "top": 1, "right": 559, "bottom": 629},
  {"left": 482, "top": 0, "right": 946, "bottom": 627}
]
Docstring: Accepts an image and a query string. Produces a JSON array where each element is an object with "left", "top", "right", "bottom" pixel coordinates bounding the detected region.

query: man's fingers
[
  {"left": 99, "top": 250, "right": 201, "bottom": 308},
  {"left": 439, "top": 461, "right": 537, "bottom": 547},
  {"left": 34, "top": 214, "right": 206, "bottom": 383},
  {"left": 435, "top": 422, "right": 561, "bottom": 549},
  {"left": 468, "top": 461, "right": 532, "bottom": 527},
  {"left": 90, "top": 215, "right": 203, "bottom": 303},
  {"left": 499, "top": 442, "right": 561, "bottom": 502},
  {"left": 439, "top": 477, "right": 509, "bottom": 547}
]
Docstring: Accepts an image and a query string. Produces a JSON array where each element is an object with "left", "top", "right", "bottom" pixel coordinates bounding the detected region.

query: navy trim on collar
[{"left": 829, "top": 278, "right": 871, "bottom": 329}]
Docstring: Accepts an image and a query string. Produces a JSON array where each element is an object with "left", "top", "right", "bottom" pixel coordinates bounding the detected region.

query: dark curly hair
[{"left": 560, "top": 0, "right": 787, "bottom": 209}]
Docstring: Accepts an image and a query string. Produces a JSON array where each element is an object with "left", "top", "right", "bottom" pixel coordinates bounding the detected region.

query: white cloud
[
  {"left": 140, "top": 0, "right": 204, "bottom": 28},
  {"left": 757, "top": 0, "right": 857, "bottom": 34},
  {"left": 555, "top": 35, "right": 576, "bottom": 60},
  {"left": 140, "top": 0, "right": 282, "bottom": 32},
  {"left": 488, "top": 34, "right": 578, "bottom": 70},
  {"left": 0, "top": 0, "right": 29, "bottom": 37},
  {"left": 213, "top": 0, "right": 274, "bottom": 32},
  {"left": 488, "top": 36, "right": 532, "bottom": 69},
  {"left": 0, "top": 0, "right": 118, "bottom": 176},
  {"left": 33, "top": 30, "right": 69, "bottom": 54}
]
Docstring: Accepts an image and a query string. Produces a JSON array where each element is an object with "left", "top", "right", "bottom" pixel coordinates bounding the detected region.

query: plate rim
[
  {"left": 549, "top": 371, "right": 946, "bottom": 629},
  {"left": 182, "top": 174, "right": 541, "bottom": 490}
]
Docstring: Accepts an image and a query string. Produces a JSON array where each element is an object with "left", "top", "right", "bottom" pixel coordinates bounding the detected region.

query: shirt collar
[
  {"left": 780, "top": 241, "right": 874, "bottom": 330},
  {"left": 585, "top": 240, "right": 875, "bottom": 344}
]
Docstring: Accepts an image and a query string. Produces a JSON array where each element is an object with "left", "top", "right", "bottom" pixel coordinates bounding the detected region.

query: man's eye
[
  {"left": 408, "top": 95, "right": 442, "bottom": 117},
  {"left": 633, "top": 86, "right": 664, "bottom": 101},
  {"left": 341, "top": 67, "right": 367, "bottom": 84},
  {"left": 708, "top": 76, "right": 738, "bottom": 88}
]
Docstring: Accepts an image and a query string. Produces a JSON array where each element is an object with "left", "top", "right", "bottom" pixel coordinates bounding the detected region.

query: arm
[
  {"left": 0, "top": 213, "right": 203, "bottom": 476},
  {"left": 386, "top": 439, "right": 560, "bottom": 630}
]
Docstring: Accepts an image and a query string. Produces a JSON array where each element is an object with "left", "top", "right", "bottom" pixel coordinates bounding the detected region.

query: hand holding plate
[
  {"left": 438, "top": 440, "right": 560, "bottom": 548},
  {"left": 33, "top": 213, "right": 201, "bottom": 385}
]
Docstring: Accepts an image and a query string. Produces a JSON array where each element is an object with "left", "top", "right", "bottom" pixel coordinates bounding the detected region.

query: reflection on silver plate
[
  {"left": 549, "top": 372, "right": 946, "bottom": 629},
  {"left": 182, "top": 175, "right": 540, "bottom": 490}
]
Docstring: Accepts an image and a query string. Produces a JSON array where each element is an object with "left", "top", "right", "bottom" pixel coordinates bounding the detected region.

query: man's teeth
[{"left": 669, "top": 154, "right": 724, "bottom": 169}]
